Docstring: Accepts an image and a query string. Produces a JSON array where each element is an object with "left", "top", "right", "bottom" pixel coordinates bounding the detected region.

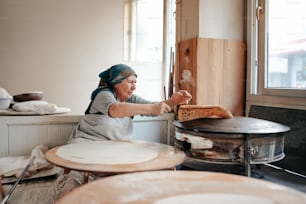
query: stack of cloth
[
  {"left": 0, "top": 145, "right": 82, "bottom": 203},
  {"left": 11, "top": 101, "right": 70, "bottom": 115},
  {"left": 0, "top": 145, "right": 53, "bottom": 179}
]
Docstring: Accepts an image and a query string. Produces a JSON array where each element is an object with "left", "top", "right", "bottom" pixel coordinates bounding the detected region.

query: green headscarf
[{"left": 90, "top": 64, "right": 137, "bottom": 100}]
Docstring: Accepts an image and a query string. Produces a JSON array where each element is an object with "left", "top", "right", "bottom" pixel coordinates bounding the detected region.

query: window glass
[
  {"left": 124, "top": 0, "right": 163, "bottom": 62},
  {"left": 266, "top": 0, "right": 306, "bottom": 89},
  {"left": 123, "top": 0, "right": 176, "bottom": 101}
]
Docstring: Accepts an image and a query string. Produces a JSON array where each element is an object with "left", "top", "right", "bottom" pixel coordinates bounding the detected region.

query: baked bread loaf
[{"left": 177, "top": 105, "right": 233, "bottom": 121}]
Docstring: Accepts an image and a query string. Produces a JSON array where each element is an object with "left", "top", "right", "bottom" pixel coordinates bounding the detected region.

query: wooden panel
[
  {"left": 196, "top": 38, "right": 209, "bottom": 102},
  {"left": 176, "top": 37, "right": 246, "bottom": 116},
  {"left": 197, "top": 38, "right": 224, "bottom": 105},
  {"left": 222, "top": 39, "right": 246, "bottom": 115},
  {"left": 176, "top": 38, "right": 197, "bottom": 104},
  {"left": 208, "top": 39, "right": 223, "bottom": 105}
]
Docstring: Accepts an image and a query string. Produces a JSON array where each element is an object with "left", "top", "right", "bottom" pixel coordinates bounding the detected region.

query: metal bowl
[{"left": 13, "top": 91, "right": 43, "bottom": 102}]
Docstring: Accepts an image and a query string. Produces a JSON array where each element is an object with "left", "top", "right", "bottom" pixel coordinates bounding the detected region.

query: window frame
[
  {"left": 246, "top": 0, "right": 306, "bottom": 112},
  {"left": 257, "top": 0, "right": 306, "bottom": 98}
]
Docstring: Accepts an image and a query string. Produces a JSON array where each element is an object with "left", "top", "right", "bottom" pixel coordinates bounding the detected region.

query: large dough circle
[
  {"left": 56, "top": 171, "right": 306, "bottom": 204},
  {"left": 154, "top": 193, "right": 274, "bottom": 204},
  {"left": 56, "top": 141, "right": 158, "bottom": 165}
]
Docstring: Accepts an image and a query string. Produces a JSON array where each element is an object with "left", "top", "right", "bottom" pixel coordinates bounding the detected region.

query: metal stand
[{"left": 244, "top": 134, "right": 251, "bottom": 177}]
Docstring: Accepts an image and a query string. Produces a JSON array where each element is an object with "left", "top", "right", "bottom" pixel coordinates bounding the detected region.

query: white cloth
[
  {"left": 12, "top": 101, "right": 70, "bottom": 115},
  {"left": 0, "top": 145, "right": 53, "bottom": 178},
  {"left": 175, "top": 132, "right": 213, "bottom": 149}
]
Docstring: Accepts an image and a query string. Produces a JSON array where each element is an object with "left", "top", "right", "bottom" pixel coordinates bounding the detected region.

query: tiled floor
[
  {"left": 253, "top": 164, "right": 306, "bottom": 193},
  {"left": 179, "top": 160, "right": 306, "bottom": 194}
]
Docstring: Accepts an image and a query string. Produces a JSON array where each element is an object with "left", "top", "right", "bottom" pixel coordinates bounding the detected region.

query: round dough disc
[
  {"left": 154, "top": 193, "right": 274, "bottom": 204},
  {"left": 56, "top": 141, "right": 158, "bottom": 165}
]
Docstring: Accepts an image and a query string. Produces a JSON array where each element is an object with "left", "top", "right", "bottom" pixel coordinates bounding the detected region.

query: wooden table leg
[
  {"left": 82, "top": 172, "right": 90, "bottom": 184},
  {"left": 0, "top": 178, "right": 4, "bottom": 199},
  {"left": 64, "top": 168, "right": 71, "bottom": 175}
]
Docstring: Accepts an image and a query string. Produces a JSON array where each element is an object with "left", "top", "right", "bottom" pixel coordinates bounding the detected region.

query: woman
[{"left": 68, "top": 64, "right": 192, "bottom": 143}]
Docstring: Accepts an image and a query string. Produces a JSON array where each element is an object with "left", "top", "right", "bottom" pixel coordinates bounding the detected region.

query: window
[
  {"left": 123, "top": 0, "right": 176, "bottom": 101},
  {"left": 124, "top": 0, "right": 163, "bottom": 62},
  {"left": 256, "top": 0, "right": 306, "bottom": 97}
]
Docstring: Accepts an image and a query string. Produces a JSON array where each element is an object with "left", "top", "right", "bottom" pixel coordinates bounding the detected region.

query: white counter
[{"left": 0, "top": 113, "right": 175, "bottom": 157}]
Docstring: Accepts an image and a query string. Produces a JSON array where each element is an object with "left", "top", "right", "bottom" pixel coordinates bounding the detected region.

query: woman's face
[{"left": 114, "top": 75, "right": 137, "bottom": 101}]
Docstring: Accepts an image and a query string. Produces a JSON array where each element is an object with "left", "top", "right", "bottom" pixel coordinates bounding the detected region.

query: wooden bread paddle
[{"left": 177, "top": 105, "right": 233, "bottom": 121}]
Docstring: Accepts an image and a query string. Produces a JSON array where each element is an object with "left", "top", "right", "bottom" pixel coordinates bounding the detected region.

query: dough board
[
  {"left": 45, "top": 140, "right": 186, "bottom": 174},
  {"left": 57, "top": 170, "right": 306, "bottom": 204},
  {"left": 154, "top": 193, "right": 274, "bottom": 204}
]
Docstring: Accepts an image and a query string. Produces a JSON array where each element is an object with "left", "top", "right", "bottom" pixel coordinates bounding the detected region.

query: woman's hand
[
  {"left": 170, "top": 90, "right": 192, "bottom": 105},
  {"left": 147, "top": 90, "right": 192, "bottom": 116},
  {"left": 151, "top": 102, "right": 172, "bottom": 115}
]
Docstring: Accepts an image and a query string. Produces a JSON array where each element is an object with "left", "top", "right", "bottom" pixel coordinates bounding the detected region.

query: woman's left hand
[{"left": 170, "top": 90, "right": 192, "bottom": 105}]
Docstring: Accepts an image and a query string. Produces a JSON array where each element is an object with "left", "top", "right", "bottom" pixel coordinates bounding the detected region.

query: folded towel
[
  {"left": 12, "top": 101, "right": 69, "bottom": 115},
  {"left": 0, "top": 145, "right": 53, "bottom": 178}
]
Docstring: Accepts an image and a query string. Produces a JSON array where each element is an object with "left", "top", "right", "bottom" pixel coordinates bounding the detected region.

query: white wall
[
  {"left": 177, "top": 0, "right": 244, "bottom": 41},
  {"left": 199, "top": 0, "right": 244, "bottom": 41},
  {"left": 0, "top": 0, "right": 124, "bottom": 114},
  {"left": 0, "top": 0, "right": 245, "bottom": 115}
]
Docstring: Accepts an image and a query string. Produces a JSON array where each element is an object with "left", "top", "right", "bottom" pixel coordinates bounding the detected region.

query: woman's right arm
[{"left": 109, "top": 102, "right": 171, "bottom": 118}]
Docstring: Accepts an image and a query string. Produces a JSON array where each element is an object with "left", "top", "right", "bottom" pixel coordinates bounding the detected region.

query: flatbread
[
  {"left": 56, "top": 141, "right": 158, "bottom": 165},
  {"left": 177, "top": 105, "right": 233, "bottom": 121},
  {"left": 154, "top": 193, "right": 274, "bottom": 204}
]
